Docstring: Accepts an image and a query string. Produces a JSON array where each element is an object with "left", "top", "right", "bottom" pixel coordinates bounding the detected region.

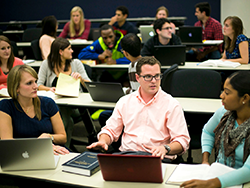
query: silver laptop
[
  {"left": 139, "top": 25, "right": 155, "bottom": 43},
  {"left": 85, "top": 82, "right": 125, "bottom": 103},
  {"left": 178, "top": 26, "right": 202, "bottom": 43},
  {"left": 0, "top": 138, "right": 60, "bottom": 171}
]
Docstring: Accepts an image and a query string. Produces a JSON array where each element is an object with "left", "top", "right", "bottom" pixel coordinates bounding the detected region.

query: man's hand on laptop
[
  {"left": 86, "top": 141, "right": 109, "bottom": 152},
  {"left": 143, "top": 144, "right": 167, "bottom": 160}
]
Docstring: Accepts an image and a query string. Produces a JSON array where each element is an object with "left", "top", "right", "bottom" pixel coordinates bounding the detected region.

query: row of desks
[
  {"left": 28, "top": 60, "right": 250, "bottom": 71},
  {"left": 53, "top": 93, "right": 222, "bottom": 114}
]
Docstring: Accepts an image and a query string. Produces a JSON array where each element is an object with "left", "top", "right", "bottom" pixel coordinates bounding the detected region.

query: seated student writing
[
  {"left": 221, "top": 16, "right": 250, "bottom": 64},
  {"left": 0, "top": 65, "right": 69, "bottom": 155},
  {"left": 0, "top": 35, "right": 24, "bottom": 90},
  {"left": 87, "top": 56, "right": 190, "bottom": 162},
  {"left": 181, "top": 71, "right": 250, "bottom": 188}
]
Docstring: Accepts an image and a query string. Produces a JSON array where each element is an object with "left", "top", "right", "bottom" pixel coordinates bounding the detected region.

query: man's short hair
[
  {"left": 195, "top": 2, "right": 211, "bottom": 16},
  {"left": 116, "top": 5, "right": 129, "bottom": 16},
  {"left": 153, "top": 18, "right": 171, "bottom": 34},
  {"left": 136, "top": 56, "right": 161, "bottom": 75},
  {"left": 100, "top": 24, "right": 114, "bottom": 34},
  {"left": 121, "top": 33, "right": 141, "bottom": 57}
]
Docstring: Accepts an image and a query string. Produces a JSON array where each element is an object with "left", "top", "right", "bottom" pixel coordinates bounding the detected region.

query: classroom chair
[
  {"left": 31, "top": 39, "right": 42, "bottom": 60},
  {"left": 166, "top": 69, "right": 221, "bottom": 163}
]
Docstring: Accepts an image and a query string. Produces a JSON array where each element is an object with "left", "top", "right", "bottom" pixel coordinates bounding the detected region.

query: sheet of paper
[{"left": 55, "top": 73, "right": 80, "bottom": 97}]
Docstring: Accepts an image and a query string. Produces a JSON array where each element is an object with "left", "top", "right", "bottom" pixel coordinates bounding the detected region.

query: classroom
[{"left": 1, "top": 0, "right": 250, "bottom": 187}]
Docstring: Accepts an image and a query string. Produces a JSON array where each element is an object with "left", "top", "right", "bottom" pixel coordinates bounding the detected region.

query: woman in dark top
[{"left": 0, "top": 64, "right": 69, "bottom": 155}]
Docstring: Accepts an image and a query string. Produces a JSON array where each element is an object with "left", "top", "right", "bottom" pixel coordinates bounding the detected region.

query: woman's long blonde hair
[
  {"left": 69, "top": 6, "right": 85, "bottom": 37},
  {"left": 7, "top": 65, "right": 42, "bottom": 120}
]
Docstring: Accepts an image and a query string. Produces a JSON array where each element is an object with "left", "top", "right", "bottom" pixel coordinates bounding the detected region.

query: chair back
[
  {"left": 83, "top": 64, "right": 92, "bottom": 79},
  {"left": 169, "top": 69, "right": 221, "bottom": 99},
  {"left": 31, "top": 39, "right": 42, "bottom": 60},
  {"left": 88, "top": 28, "right": 100, "bottom": 41},
  {"left": 161, "top": 64, "right": 178, "bottom": 93},
  {"left": 10, "top": 40, "right": 18, "bottom": 57},
  {"left": 22, "top": 28, "right": 42, "bottom": 42}
]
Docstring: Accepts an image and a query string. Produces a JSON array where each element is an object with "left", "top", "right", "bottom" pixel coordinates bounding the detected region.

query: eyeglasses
[
  {"left": 139, "top": 74, "right": 163, "bottom": 81},
  {"left": 161, "top": 27, "right": 172, "bottom": 30}
]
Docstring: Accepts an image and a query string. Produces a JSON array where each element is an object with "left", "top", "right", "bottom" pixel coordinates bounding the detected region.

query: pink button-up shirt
[{"left": 98, "top": 87, "right": 190, "bottom": 159}]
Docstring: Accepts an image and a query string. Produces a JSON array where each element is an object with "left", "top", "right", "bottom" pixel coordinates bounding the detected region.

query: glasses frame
[{"left": 139, "top": 73, "right": 163, "bottom": 81}]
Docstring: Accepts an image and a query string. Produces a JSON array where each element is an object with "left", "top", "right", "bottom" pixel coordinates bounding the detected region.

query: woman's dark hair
[
  {"left": 224, "top": 16, "right": 244, "bottom": 53},
  {"left": 47, "top": 37, "right": 72, "bottom": 73},
  {"left": 41, "top": 15, "right": 57, "bottom": 38},
  {"left": 228, "top": 71, "right": 250, "bottom": 98},
  {"left": 0, "top": 35, "right": 15, "bottom": 75}
]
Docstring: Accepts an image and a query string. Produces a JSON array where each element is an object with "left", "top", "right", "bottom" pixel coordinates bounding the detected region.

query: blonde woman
[
  {"left": 59, "top": 6, "right": 91, "bottom": 39},
  {"left": 0, "top": 65, "right": 69, "bottom": 155}
]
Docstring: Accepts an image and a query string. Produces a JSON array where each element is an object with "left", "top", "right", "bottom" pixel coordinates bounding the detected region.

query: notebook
[
  {"left": 154, "top": 45, "right": 186, "bottom": 66},
  {"left": 139, "top": 25, "right": 155, "bottom": 43},
  {"left": 0, "top": 138, "right": 60, "bottom": 171},
  {"left": 97, "top": 154, "right": 163, "bottom": 183},
  {"left": 178, "top": 26, "right": 202, "bottom": 43},
  {"left": 85, "top": 82, "right": 125, "bottom": 103}
]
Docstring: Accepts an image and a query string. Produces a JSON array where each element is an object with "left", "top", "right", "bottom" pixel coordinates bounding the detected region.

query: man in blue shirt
[{"left": 78, "top": 24, "right": 129, "bottom": 64}]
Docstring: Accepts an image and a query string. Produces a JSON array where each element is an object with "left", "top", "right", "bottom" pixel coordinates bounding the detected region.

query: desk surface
[
  {"left": 0, "top": 152, "right": 179, "bottom": 188},
  {"left": 52, "top": 93, "right": 222, "bottom": 113},
  {"left": 88, "top": 62, "right": 250, "bottom": 71},
  {"left": 16, "top": 40, "right": 93, "bottom": 47}
]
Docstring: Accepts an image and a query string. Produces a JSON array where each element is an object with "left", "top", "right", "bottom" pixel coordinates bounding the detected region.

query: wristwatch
[
  {"left": 164, "top": 145, "right": 171, "bottom": 154},
  {"left": 49, "top": 134, "right": 54, "bottom": 142}
]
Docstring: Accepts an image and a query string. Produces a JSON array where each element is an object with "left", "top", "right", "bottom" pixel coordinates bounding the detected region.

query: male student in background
[
  {"left": 108, "top": 5, "right": 139, "bottom": 35},
  {"left": 187, "top": 2, "right": 223, "bottom": 61},
  {"left": 141, "top": 18, "right": 181, "bottom": 56},
  {"left": 98, "top": 33, "right": 142, "bottom": 132},
  {"left": 88, "top": 56, "right": 190, "bottom": 163},
  {"left": 78, "top": 24, "right": 129, "bottom": 65}
]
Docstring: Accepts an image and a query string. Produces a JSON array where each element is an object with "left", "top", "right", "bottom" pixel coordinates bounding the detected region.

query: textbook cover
[{"left": 62, "top": 152, "right": 100, "bottom": 176}]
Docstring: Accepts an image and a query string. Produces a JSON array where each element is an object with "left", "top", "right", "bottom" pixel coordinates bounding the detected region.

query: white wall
[{"left": 221, "top": 0, "right": 250, "bottom": 36}]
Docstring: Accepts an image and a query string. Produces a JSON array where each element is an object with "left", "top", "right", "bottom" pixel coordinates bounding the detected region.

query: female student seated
[
  {"left": 39, "top": 15, "right": 58, "bottom": 60},
  {"left": 37, "top": 37, "right": 91, "bottom": 147},
  {"left": 0, "top": 65, "right": 69, "bottom": 155},
  {"left": 0, "top": 35, "right": 24, "bottom": 90},
  {"left": 221, "top": 16, "right": 250, "bottom": 64},
  {"left": 181, "top": 70, "right": 250, "bottom": 188},
  {"left": 154, "top": 6, "right": 175, "bottom": 34},
  {"left": 59, "top": 6, "right": 91, "bottom": 40}
]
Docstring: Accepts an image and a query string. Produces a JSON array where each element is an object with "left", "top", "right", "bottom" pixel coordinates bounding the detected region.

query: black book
[{"left": 62, "top": 152, "right": 100, "bottom": 176}]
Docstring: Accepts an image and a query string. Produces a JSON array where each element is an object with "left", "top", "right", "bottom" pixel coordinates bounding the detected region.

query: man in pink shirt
[{"left": 87, "top": 57, "right": 190, "bottom": 161}]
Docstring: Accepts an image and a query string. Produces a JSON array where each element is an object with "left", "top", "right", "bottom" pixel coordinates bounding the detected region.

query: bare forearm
[
  {"left": 38, "top": 85, "right": 52, "bottom": 91},
  {"left": 99, "top": 133, "right": 112, "bottom": 145},
  {"left": 202, "top": 151, "right": 210, "bottom": 164},
  {"left": 168, "top": 141, "right": 184, "bottom": 155}
]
